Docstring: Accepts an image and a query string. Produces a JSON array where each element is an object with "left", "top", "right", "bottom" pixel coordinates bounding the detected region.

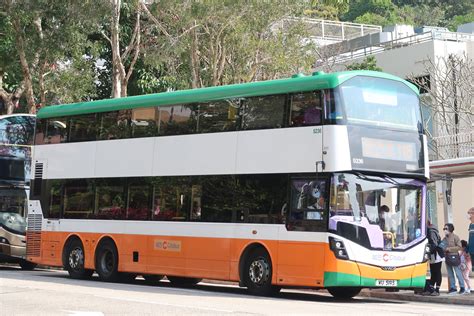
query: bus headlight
[
  {"left": 329, "top": 237, "right": 349, "bottom": 260},
  {"left": 0, "top": 237, "right": 9, "bottom": 244}
]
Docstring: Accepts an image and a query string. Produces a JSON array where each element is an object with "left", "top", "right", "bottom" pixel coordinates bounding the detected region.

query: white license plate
[{"left": 375, "top": 280, "right": 398, "bottom": 287}]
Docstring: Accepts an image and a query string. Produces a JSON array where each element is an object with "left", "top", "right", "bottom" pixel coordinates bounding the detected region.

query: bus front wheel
[
  {"left": 243, "top": 248, "right": 280, "bottom": 296},
  {"left": 327, "top": 287, "right": 361, "bottom": 299},
  {"left": 95, "top": 239, "right": 120, "bottom": 282},
  {"left": 64, "top": 238, "right": 93, "bottom": 279}
]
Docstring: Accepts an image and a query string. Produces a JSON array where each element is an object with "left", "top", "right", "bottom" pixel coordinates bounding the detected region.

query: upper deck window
[{"left": 337, "top": 76, "right": 422, "bottom": 132}]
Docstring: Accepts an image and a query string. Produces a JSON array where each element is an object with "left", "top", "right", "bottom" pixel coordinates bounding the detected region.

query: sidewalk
[{"left": 359, "top": 276, "right": 474, "bottom": 306}]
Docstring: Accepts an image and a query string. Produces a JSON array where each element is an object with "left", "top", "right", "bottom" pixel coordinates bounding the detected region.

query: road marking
[
  {"left": 64, "top": 311, "right": 105, "bottom": 316},
  {"left": 94, "top": 295, "right": 235, "bottom": 313}
]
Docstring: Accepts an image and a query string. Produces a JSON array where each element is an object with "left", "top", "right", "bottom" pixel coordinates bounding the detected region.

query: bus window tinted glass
[
  {"left": 63, "top": 180, "right": 94, "bottom": 219},
  {"left": 45, "top": 119, "right": 68, "bottom": 144},
  {"left": 0, "top": 115, "right": 35, "bottom": 146},
  {"left": 152, "top": 177, "right": 190, "bottom": 221},
  {"left": 200, "top": 176, "right": 235, "bottom": 222},
  {"left": 48, "top": 180, "right": 62, "bottom": 218},
  {"left": 95, "top": 179, "right": 125, "bottom": 219},
  {"left": 338, "top": 76, "right": 421, "bottom": 131},
  {"left": 241, "top": 95, "right": 286, "bottom": 130},
  {"left": 197, "top": 100, "right": 239, "bottom": 133},
  {"left": 69, "top": 115, "right": 97, "bottom": 142},
  {"left": 234, "top": 174, "right": 287, "bottom": 224},
  {"left": 99, "top": 111, "right": 131, "bottom": 140},
  {"left": 158, "top": 105, "right": 197, "bottom": 136},
  {"left": 131, "top": 107, "right": 158, "bottom": 138},
  {"left": 127, "top": 184, "right": 150, "bottom": 220},
  {"left": 289, "top": 178, "right": 327, "bottom": 231},
  {"left": 290, "top": 92, "right": 322, "bottom": 127}
]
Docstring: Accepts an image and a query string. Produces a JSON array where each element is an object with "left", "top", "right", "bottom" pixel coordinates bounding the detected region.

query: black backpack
[{"left": 427, "top": 227, "right": 441, "bottom": 255}]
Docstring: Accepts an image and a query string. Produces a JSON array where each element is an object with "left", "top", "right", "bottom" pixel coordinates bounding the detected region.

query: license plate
[{"left": 375, "top": 280, "right": 398, "bottom": 287}]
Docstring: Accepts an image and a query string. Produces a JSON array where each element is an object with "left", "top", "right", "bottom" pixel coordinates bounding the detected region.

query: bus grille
[
  {"left": 33, "top": 163, "right": 44, "bottom": 196},
  {"left": 26, "top": 214, "right": 42, "bottom": 257}
]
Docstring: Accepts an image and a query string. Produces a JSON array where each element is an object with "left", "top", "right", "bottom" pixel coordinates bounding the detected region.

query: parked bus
[
  {"left": 0, "top": 114, "right": 37, "bottom": 270},
  {"left": 26, "top": 70, "right": 430, "bottom": 298}
]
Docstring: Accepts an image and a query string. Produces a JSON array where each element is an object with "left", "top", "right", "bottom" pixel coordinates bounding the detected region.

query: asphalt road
[{"left": 1, "top": 265, "right": 473, "bottom": 316}]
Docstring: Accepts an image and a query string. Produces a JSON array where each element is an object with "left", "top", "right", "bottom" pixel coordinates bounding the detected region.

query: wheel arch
[
  {"left": 93, "top": 235, "right": 119, "bottom": 267},
  {"left": 61, "top": 234, "right": 84, "bottom": 267},
  {"left": 238, "top": 242, "right": 274, "bottom": 286}
]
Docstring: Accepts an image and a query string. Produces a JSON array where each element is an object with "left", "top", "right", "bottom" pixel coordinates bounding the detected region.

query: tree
[
  {"left": 408, "top": 54, "right": 474, "bottom": 159},
  {"left": 142, "top": 1, "right": 316, "bottom": 89},
  {"left": 0, "top": 0, "right": 105, "bottom": 114},
  {"left": 101, "top": 0, "right": 142, "bottom": 98},
  {"left": 346, "top": 56, "right": 382, "bottom": 71}
]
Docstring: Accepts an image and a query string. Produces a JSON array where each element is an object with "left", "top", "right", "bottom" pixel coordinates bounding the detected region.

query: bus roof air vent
[{"left": 312, "top": 71, "right": 325, "bottom": 76}]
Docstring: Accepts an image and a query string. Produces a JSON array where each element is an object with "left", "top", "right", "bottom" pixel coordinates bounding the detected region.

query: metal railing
[
  {"left": 316, "top": 30, "right": 474, "bottom": 66},
  {"left": 275, "top": 18, "right": 382, "bottom": 42},
  {"left": 430, "top": 130, "right": 474, "bottom": 160}
]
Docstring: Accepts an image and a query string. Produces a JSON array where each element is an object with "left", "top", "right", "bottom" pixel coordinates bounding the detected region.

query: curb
[{"left": 359, "top": 289, "right": 474, "bottom": 306}]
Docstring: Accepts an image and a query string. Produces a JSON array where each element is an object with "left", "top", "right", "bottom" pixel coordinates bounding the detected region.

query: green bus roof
[{"left": 37, "top": 70, "right": 419, "bottom": 119}]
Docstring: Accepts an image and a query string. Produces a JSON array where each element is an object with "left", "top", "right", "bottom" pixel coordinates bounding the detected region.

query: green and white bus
[{"left": 27, "top": 70, "right": 429, "bottom": 298}]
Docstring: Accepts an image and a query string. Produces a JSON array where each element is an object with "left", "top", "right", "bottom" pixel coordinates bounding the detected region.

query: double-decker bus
[
  {"left": 26, "top": 70, "right": 430, "bottom": 298},
  {"left": 0, "top": 114, "right": 37, "bottom": 270}
]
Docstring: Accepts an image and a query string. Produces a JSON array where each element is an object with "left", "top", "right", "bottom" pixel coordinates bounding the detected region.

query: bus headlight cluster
[
  {"left": 0, "top": 237, "right": 9, "bottom": 244},
  {"left": 329, "top": 237, "right": 349, "bottom": 260}
]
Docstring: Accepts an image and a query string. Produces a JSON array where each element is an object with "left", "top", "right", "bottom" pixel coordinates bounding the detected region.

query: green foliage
[{"left": 346, "top": 56, "right": 382, "bottom": 71}]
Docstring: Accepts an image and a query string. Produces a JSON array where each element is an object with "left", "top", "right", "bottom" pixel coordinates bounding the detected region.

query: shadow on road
[{"left": 0, "top": 265, "right": 403, "bottom": 305}]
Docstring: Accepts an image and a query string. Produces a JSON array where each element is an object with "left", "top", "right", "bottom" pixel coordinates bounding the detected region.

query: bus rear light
[{"left": 329, "top": 237, "right": 349, "bottom": 260}]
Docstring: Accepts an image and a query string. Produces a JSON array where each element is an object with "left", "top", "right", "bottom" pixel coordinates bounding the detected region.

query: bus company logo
[
  {"left": 372, "top": 253, "right": 405, "bottom": 262},
  {"left": 154, "top": 239, "right": 181, "bottom": 252}
]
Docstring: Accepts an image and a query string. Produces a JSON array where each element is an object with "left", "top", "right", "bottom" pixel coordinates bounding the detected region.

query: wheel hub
[
  {"left": 249, "top": 258, "right": 269, "bottom": 285},
  {"left": 69, "top": 247, "right": 84, "bottom": 270}
]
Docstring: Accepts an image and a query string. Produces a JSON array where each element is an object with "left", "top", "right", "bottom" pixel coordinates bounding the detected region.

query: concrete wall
[{"left": 450, "top": 177, "right": 474, "bottom": 241}]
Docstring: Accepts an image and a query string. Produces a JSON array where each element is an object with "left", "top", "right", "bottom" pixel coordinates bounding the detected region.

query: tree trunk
[
  {"left": 12, "top": 16, "right": 36, "bottom": 113},
  {"left": 110, "top": 0, "right": 125, "bottom": 98},
  {"left": 189, "top": 21, "right": 201, "bottom": 89}
]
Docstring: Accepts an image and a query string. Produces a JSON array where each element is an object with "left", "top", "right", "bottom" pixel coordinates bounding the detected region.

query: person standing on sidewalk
[
  {"left": 423, "top": 220, "right": 444, "bottom": 296},
  {"left": 442, "top": 223, "right": 465, "bottom": 294},
  {"left": 468, "top": 207, "right": 474, "bottom": 272},
  {"left": 459, "top": 240, "right": 472, "bottom": 294}
]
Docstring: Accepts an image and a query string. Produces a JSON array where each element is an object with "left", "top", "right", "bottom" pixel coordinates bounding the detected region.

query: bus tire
[
  {"left": 167, "top": 276, "right": 202, "bottom": 287},
  {"left": 143, "top": 274, "right": 164, "bottom": 283},
  {"left": 95, "top": 239, "right": 120, "bottom": 282},
  {"left": 242, "top": 247, "right": 279, "bottom": 296},
  {"left": 64, "top": 238, "right": 93, "bottom": 279},
  {"left": 19, "top": 260, "right": 37, "bottom": 271},
  {"left": 327, "top": 287, "right": 361, "bottom": 299}
]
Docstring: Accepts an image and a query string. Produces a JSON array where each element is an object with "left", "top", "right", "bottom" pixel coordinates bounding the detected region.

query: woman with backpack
[{"left": 422, "top": 220, "right": 444, "bottom": 295}]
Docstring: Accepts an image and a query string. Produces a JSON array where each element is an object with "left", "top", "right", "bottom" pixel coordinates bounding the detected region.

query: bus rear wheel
[
  {"left": 64, "top": 238, "right": 93, "bottom": 279},
  {"left": 327, "top": 287, "right": 361, "bottom": 299},
  {"left": 167, "top": 276, "right": 202, "bottom": 286},
  {"left": 243, "top": 248, "right": 279, "bottom": 296},
  {"left": 95, "top": 239, "right": 119, "bottom": 282},
  {"left": 19, "top": 260, "right": 37, "bottom": 271}
]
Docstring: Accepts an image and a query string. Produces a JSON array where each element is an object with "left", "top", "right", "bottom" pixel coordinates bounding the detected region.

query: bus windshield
[
  {"left": 337, "top": 76, "right": 422, "bottom": 132},
  {"left": 0, "top": 188, "right": 27, "bottom": 235},
  {"left": 329, "top": 173, "right": 424, "bottom": 250}
]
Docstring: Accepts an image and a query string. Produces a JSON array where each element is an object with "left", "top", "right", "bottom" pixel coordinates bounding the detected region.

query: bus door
[{"left": 277, "top": 176, "right": 328, "bottom": 287}]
